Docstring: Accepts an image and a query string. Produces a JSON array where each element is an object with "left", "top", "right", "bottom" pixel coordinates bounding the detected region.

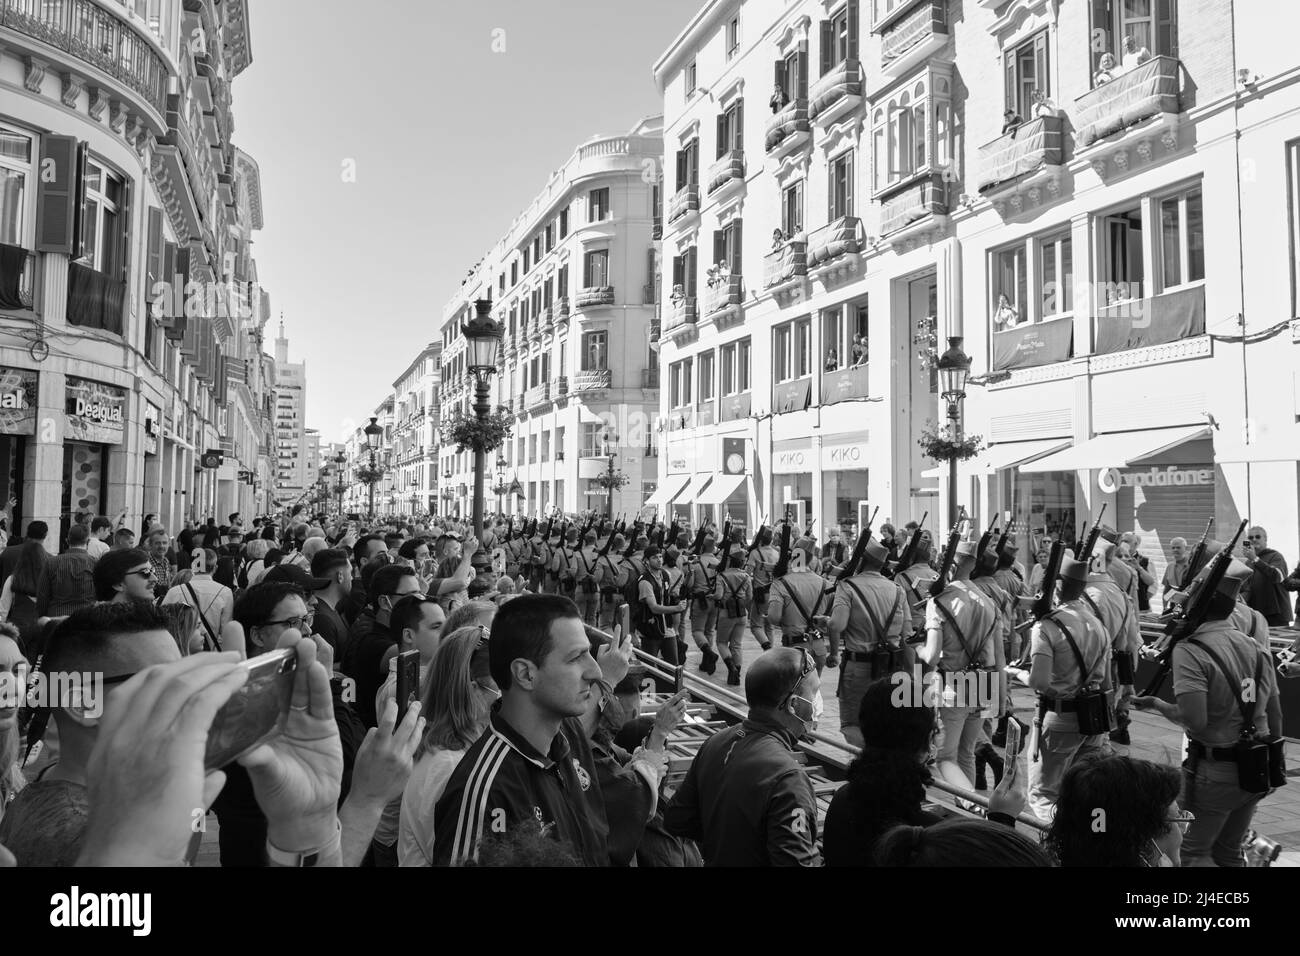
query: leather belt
[
  {"left": 842, "top": 650, "right": 874, "bottom": 663},
  {"left": 1188, "top": 740, "right": 1236, "bottom": 762},
  {"left": 1037, "top": 696, "right": 1084, "bottom": 714}
]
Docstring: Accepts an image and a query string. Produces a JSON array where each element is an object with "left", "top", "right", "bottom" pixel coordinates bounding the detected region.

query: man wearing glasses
[
  {"left": 342, "top": 565, "right": 424, "bottom": 728},
  {"left": 1240, "top": 527, "right": 1293, "bottom": 628},
  {"left": 664, "top": 647, "right": 822, "bottom": 866},
  {"left": 92, "top": 548, "right": 159, "bottom": 604}
]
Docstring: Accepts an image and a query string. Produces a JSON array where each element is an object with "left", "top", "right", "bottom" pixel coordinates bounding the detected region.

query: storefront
[
  {"left": 772, "top": 441, "right": 812, "bottom": 525},
  {"left": 63, "top": 377, "right": 126, "bottom": 543},
  {"left": 820, "top": 431, "right": 869, "bottom": 534},
  {"left": 0, "top": 366, "right": 37, "bottom": 532}
]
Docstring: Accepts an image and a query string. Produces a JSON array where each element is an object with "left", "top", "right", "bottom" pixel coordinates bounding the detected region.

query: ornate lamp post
[
  {"left": 935, "top": 336, "right": 972, "bottom": 532},
  {"left": 461, "top": 299, "right": 504, "bottom": 540},
  {"left": 333, "top": 451, "right": 346, "bottom": 515},
  {"left": 603, "top": 429, "right": 618, "bottom": 519},
  {"left": 492, "top": 453, "right": 508, "bottom": 516},
  {"left": 409, "top": 477, "right": 419, "bottom": 517},
  {"left": 363, "top": 416, "right": 383, "bottom": 521}
]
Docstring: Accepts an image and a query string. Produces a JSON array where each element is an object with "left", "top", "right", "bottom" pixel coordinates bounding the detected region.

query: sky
[{"left": 234, "top": 0, "right": 703, "bottom": 447}]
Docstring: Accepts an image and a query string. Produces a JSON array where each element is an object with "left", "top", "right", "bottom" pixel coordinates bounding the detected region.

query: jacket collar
[
  {"left": 742, "top": 706, "right": 803, "bottom": 750},
  {"left": 489, "top": 707, "right": 570, "bottom": 770}
]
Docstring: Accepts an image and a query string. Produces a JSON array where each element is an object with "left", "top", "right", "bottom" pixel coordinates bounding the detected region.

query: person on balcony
[
  {"left": 850, "top": 335, "right": 867, "bottom": 367},
  {"left": 825, "top": 349, "right": 840, "bottom": 372},
  {"left": 1119, "top": 35, "right": 1151, "bottom": 74},
  {"left": 1001, "top": 109, "right": 1023, "bottom": 136},
  {"left": 1093, "top": 52, "right": 1118, "bottom": 86},
  {"left": 994, "top": 294, "right": 1021, "bottom": 330},
  {"left": 771, "top": 228, "right": 787, "bottom": 250},
  {"left": 770, "top": 82, "right": 790, "bottom": 114}
]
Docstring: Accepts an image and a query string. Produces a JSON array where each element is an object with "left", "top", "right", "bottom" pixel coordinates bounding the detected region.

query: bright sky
[{"left": 235, "top": 0, "right": 702, "bottom": 447}]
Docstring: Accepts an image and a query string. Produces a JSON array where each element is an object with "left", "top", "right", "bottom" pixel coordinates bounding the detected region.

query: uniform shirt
[
  {"left": 1172, "top": 620, "right": 1277, "bottom": 748},
  {"left": 925, "top": 580, "right": 1000, "bottom": 672},
  {"left": 1082, "top": 576, "right": 1139, "bottom": 657},
  {"left": 431, "top": 711, "right": 608, "bottom": 866},
  {"left": 747, "top": 546, "right": 779, "bottom": 589},
  {"left": 969, "top": 576, "right": 1013, "bottom": 643},
  {"left": 896, "top": 565, "right": 939, "bottom": 635},
  {"left": 594, "top": 552, "right": 624, "bottom": 590},
  {"left": 663, "top": 708, "right": 820, "bottom": 866},
  {"left": 713, "top": 568, "right": 752, "bottom": 617},
  {"left": 689, "top": 553, "right": 720, "bottom": 598},
  {"left": 1230, "top": 600, "right": 1271, "bottom": 652},
  {"left": 1030, "top": 601, "right": 1112, "bottom": 699},
  {"left": 767, "top": 571, "right": 828, "bottom": 640},
  {"left": 1107, "top": 559, "right": 1139, "bottom": 612},
  {"left": 574, "top": 548, "right": 599, "bottom": 585},
  {"left": 993, "top": 567, "right": 1025, "bottom": 603},
  {"left": 831, "top": 570, "right": 911, "bottom": 653}
]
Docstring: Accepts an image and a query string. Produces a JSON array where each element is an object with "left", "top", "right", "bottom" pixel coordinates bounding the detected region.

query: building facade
[
  {"left": 391, "top": 342, "right": 440, "bottom": 518},
  {"left": 0, "top": 0, "right": 275, "bottom": 543},
  {"left": 654, "top": 0, "right": 1300, "bottom": 583},
  {"left": 273, "top": 322, "right": 308, "bottom": 509},
  {"left": 436, "top": 116, "right": 665, "bottom": 520}
]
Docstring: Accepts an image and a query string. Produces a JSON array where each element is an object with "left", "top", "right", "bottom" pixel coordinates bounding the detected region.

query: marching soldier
[
  {"left": 573, "top": 530, "right": 600, "bottom": 625},
  {"left": 593, "top": 533, "right": 626, "bottom": 629},
  {"left": 747, "top": 529, "right": 780, "bottom": 650},
  {"left": 1133, "top": 561, "right": 1284, "bottom": 866},
  {"left": 714, "top": 545, "right": 754, "bottom": 686},
  {"left": 688, "top": 535, "right": 722, "bottom": 675},
  {"left": 527, "top": 525, "right": 550, "bottom": 594},
  {"left": 1167, "top": 541, "right": 1273, "bottom": 652},
  {"left": 829, "top": 538, "right": 912, "bottom": 749},
  {"left": 895, "top": 537, "right": 938, "bottom": 647},
  {"left": 918, "top": 539, "right": 1004, "bottom": 793},
  {"left": 550, "top": 527, "right": 580, "bottom": 601},
  {"left": 1026, "top": 556, "right": 1114, "bottom": 820},
  {"left": 1083, "top": 538, "right": 1140, "bottom": 745},
  {"left": 767, "top": 538, "right": 832, "bottom": 673}
]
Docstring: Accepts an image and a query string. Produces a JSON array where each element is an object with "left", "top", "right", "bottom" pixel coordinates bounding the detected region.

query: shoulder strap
[
  {"left": 933, "top": 595, "right": 980, "bottom": 669},
  {"left": 185, "top": 581, "right": 221, "bottom": 651},
  {"left": 1186, "top": 637, "right": 1263, "bottom": 734},
  {"left": 844, "top": 579, "right": 902, "bottom": 646},
  {"left": 778, "top": 580, "right": 816, "bottom": 628},
  {"left": 1045, "top": 611, "right": 1100, "bottom": 688}
]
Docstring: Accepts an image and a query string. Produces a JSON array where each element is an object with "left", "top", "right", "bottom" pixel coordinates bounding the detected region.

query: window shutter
[
  {"left": 646, "top": 247, "right": 656, "bottom": 297},
  {"left": 716, "top": 112, "right": 727, "bottom": 160},
  {"left": 1034, "top": 31, "right": 1050, "bottom": 100},
  {"left": 676, "top": 148, "right": 687, "bottom": 191},
  {"left": 797, "top": 44, "right": 809, "bottom": 98},
  {"left": 847, "top": 0, "right": 859, "bottom": 63},
  {"left": 819, "top": 20, "right": 833, "bottom": 76},
  {"left": 685, "top": 247, "right": 697, "bottom": 296},
  {"left": 1089, "top": 0, "right": 1113, "bottom": 73},
  {"left": 166, "top": 246, "right": 189, "bottom": 341},
  {"left": 1157, "top": 0, "right": 1177, "bottom": 56},
  {"left": 689, "top": 140, "right": 699, "bottom": 183},
  {"left": 1004, "top": 49, "right": 1016, "bottom": 114},
  {"left": 35, "top": 135, "right": 83, "bottom": 255},
  {"left": 735, "top": 99, "right": 744, "bottom": 151},
  {"left": 732, "top": 220, "right": 743, "bottom": 275},
  {"left": 713, "top": 230, "right": 725, "bottom": 268},
  {"left": 846, "top": 153, "right": 855, "bottom": 218},
  {"left": 774, "top": 58, "right": 786, "bottom": 97},
  {"left": 145, "top": 207, "right": 163, "bottom": 296}
]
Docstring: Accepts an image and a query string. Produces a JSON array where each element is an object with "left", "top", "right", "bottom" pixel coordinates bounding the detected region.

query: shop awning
[
  {"left": 672, "top": 473, "right": 714, "bottom": 505},
  {"left": 695, "top": 472, "right": 746, "bottom": 505},
  {"left": 921, "top": 438, "right": 1071, "bottom": 480},
  {"left": 643, "top": 474, "right": 689, "bottom": 507},
  {"left": 1020, "top": 425, "right": 1209, "bottom": 474}
]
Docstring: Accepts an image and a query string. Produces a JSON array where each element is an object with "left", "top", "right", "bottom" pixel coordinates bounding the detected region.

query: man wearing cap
[
  {"left": 895, "top": 537, "right": 939, "bottom": 645},
  {"left": 1083, "top": 537, "right": 1141, "bottom": 745},
  {"left": 572, "top": 530, "right": 600, "bottom": 625},
  {"left": 1168, "top": 550, "right": 1271, "bottom": 653},
  {"left": 746, "top": 529, "right": 780, "bottom": 650},
  {"left": 529, "top": 527, "right": 553, "bottom": 594},
  {"left": 1026, "top": 556, "right": 1114, "bottom": 820},
  {"left": 829, "top": 537, "right": 912, "bottom": 749},
  {"left": 593, "top": 533, "right": 627, "bottom": 630},
  {"left": 1097, "top": 526, "right": 1139, "bottom": 613},
  {"left": 1133, "top": 561, "right": 1283, "bottom": 866},
  {"left": 767, "top": 537, "right": 833, "bottom": 673},
  {"left": 664, "top": 647, "right": 822, "bottom": 866},
  {"left": 1240, "top": 526, "right": 1293, "bottom": 628},
  {"left": 918, "top": 538, "right": 1004, "bottom": 791},
  {"left": 687, "top": 536, "right": 721, "bottom": 675}
]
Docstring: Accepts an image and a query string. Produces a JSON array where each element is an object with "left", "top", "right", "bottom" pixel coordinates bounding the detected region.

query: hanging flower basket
[
  {"left": 449, "top": 409, "right": 514, "bottom": 454},
  {"left": 356, "top": 464, "right": 386, "bottom": 485},
  {"left": 917, "top": 420, "right": 985, "bottom": 463},
  {"left": 592, "top": 470, "right": 632, "bottom": 491}
]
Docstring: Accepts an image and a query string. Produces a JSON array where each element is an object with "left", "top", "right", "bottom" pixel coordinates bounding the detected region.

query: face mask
[
  {"left": 811, "top": 689, "right": 824, "bottom": 726},
  {"left": 1146, "top": 841, "right": 1176, "bottom": 867}
]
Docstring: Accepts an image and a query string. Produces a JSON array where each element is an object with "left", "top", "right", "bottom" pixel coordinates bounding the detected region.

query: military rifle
[
  {"left": 969, "top": 513, "right": 1001, "bottom": 580},
  {"left": 891, "top": 511, "right": 928, "bottom": 577},
  {"left": 772, "top": 513, "right": 794, "bottom": 578},
  {"left": 1078, "top": 503, "right": 1108, "bottom": 566},
  {"left": 929, "top": 508, "right": 970, "bottom": 599},
  {"left": 1181, "top": 517, "right": 1215, "bottom": 589}
]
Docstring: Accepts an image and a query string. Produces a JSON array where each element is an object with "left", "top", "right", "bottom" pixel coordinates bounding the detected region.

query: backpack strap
[
  {"left": 184, "top": 581, "right": 222, "bottom": 651},
  {"left": 1185, "top": 637, "right": 1265, "bottom": 736},
  {"left": 1044, "top": 610, "right": 1100, "bottom": 689},
  {"left": 844, "top": 579, "right": 902, "bottom": 648}
]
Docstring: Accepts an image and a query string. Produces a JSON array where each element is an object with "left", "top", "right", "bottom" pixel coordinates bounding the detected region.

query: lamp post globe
[{"left": 460, "top": 298, "right": 504, "bottom": 540}]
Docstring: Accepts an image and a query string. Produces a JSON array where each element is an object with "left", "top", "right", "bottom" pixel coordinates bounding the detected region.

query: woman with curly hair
[{"left": 1044, "top": 753, "right": 1187, "bottom": 866}]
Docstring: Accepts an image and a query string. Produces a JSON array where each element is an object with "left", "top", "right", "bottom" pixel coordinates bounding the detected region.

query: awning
[
  {"left": 695, "top": 472, "right": 746, "bottom": 505},
  {"left": 672, "top": 472, "right": 714, "bottom": 505},
  {"left": 1020, "top": 425, "right": 1209, "bottom": 474},
  {"left": 643, "top": 474, "right": 689, "bottom": 507},
  {"left": 921, "top": 437, "right": 1072, "bottom": 479}
]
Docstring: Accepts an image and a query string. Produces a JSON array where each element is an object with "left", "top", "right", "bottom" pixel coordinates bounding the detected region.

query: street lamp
[
  {"left": 493, "top": 453, "right": 508, "bottom": 516},
  {"left": 936, "top": 336, "right": 971, "bottom": 532},
  {"left": 409, "top": 477, "right": 419, "bottom": 517},
  {"left": 364, "top": 415, "right": 383, "bottom": 521},
  {"left": 333, "top": 451, "right": 346, "bottom": 515},
  {"left": 461, "top": 298, "right": 503, "bottom": 540},
  {"left": 602, "top": 429, "right": 619, "bottom": 519}
]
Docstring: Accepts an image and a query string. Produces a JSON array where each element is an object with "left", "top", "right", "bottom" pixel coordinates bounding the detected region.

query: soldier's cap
[
  {"left": 1058, "top": 556, "right": 1090, "bottom": 586},
  {"left": 1218, "top": 560, "right": 1252, "bottom": 600},
  {"left": 1203, "top": 539, "right": 1226, "bottom": 556},
  {"left": 792, "top": 536, "right": 816, "bottom": 559},
  {"left": 566, "top": 528, "right": 579, "bottom": 541},
  {"left": 861, "top": 539, "right": 889, "bottom": 567},
  {"left": 1095, "top": 524, "right": 1119, "bottom": 545},
  {"left": 584, "top": 531, "right": 597, "bottom": 543},
  {"left": 999, "top": 540, "right": 1020, "bottom": 554},
  {"left": 954, "top": 539, "right": 979, "bottom": 559}
]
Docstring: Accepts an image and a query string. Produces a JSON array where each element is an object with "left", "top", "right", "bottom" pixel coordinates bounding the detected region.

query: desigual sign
[
  {"left": 1098, "top": 465, "right": 1213, "bottom": 494},
  {"left": 66, "top": 377, "right": 127, "bottom": 445},
  {"left": 0, "top": 366, "right": 37, "bottom": 436}
]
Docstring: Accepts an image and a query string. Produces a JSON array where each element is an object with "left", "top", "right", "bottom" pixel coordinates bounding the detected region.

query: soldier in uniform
[
  {"left": 1084, "top": 537, "right": 1140, "bottom": 744},
  {"left": 895, "top": 537, "right": 938, "bottom": 647},
  {"left": 1026, "top": 556, "right": 1114, "bottom": 820},
  {"left": 573, "top": 530, "right": 600, "bottom": 625},
  {"left": 688, "top": 535, "right": 721, "bottom": 675},
  {"left": 1133, "top": 561, "right": 1284, "bottom": 867},
  {"left": 593, "top": 533, "right": 626, "bottom": 629},
  {"left": 714, "top": 545, "right": 754, "bottom": 686},
  {"left": 767, "top": 538, "right": 832, "bottom": 672},
  {"left": 1167, "top": 542, "right": 1273, "bottom": 652},
  {"left": 527, "top": 526, "right": 550, "bottom": 594},
  {"left": 828, "top": 538, "right": 912, "bottom": 749},
  {"left": 918, "top": 539, "right": 1004, "bottom": 792},
  {"left": 550, "top": 527, "right": 580, "bottom": 602},
  {"left": 746, "top": 529, "right": 779, "bottom": 650}
]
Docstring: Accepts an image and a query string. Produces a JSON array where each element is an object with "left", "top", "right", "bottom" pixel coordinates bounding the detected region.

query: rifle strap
[
  {"left": 933, "top": 592, "right": 993, "bottom": 670},
  {"left": 1185, "top": 637, "right": 1265, "bottom": 735},
  {"left": 844, "top": 579, "right": 902, "bottom": 648},
  {"left": 1045, "top": 611, "right": 1101, "bottom": 688}
]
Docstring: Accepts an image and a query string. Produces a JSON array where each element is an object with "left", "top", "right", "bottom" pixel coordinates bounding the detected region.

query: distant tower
[{"left": 275, "top": 316, "right": 288, "bottom": 364}]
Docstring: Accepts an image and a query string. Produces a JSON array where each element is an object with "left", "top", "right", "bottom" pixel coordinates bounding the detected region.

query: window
[
  {"left": 1098, "top": 203, "right": 1144, "bottom": 302},
  {"left": 775, "top": 50, "right": 804, "bottom": 105},
  {"left": 1091, "top": 0, "right": 1178, "bottom": 81},
  {"left": 498, "top": 274, "right": 505, "bottom": 294},
  {"left": 991, "top": 231, "right": 1074, "bottom": 329},
  {"left": 994, "top": 245, "right": 1028, "bottom": 323},
  {"left": 82, "top": 160, "right": 126, "bottom": 276},
  {"left": 541, "top": 430, "right": 550, "bottom": 462},
  {"left": 774, "top": 323, "right": 793, "bottom": 382},
  {"left": 712, "top": 222, "right": 742, "bottom": 275},
  {"left": 559, "top": 209, "right": 569, "bottom": 238},
  {"left": 1004, "top": 32, "right": 1049, "bottom": 121},
  {"left": 517, "top": 436, "right": 525, "bottom": 463},
  {"left": 533, "top": 236, "right": 542, "bottom": 262},
  {"left": 716, "top": 100, "right": 743, "bottom": 158},
  {"left": 830, "top": 151, "right": 854, "bottom": 219},
  {"left": 672, "top": 247, "right": 698, "bottom": 298},
  {"left": 682, "top": 356, "right": 693, "bottom": 405},
  {"left": 543, "top": 278, "right": 554, "bottom": 309},
  {"left": 555, "top": 425, "right": 565, "bottom": 458},
  {"left": 738, "top": 337, "right": 752, "bottom": 390},
  {"left": 1158, "top": 186, "right": 1203, "bottom": 290},
  {"left": 1040, "top": 234, "right": 1074, "bottom": 319},
  {"left": 686, "top": 59, "right": 698, "bottom": 96},
  {"left": 727, "top": 15, "right": 740, "bottom": 59},
  {"left": 1290, "top": 142, "right": 1300, "bottom": 317},
  {"left": 558, "top": 264, "right": 569, "bottom": 301},
  {"left": 670, "top": 358, "right": 694, "bottom": 408},
  {"left": 796, "top": 317, "right": 812, "bottom": 377},
  {"left": 584, "top": 249, "right": 609, "bottom": 288},
  {"left": 0, "top": 125, "right": 33, "bottom": 247},
  {"left": 581, "top": 423, "right": 602, "bottom": 457},
  {"left": 511, "top": 261, "right": 518, "bottom": 286},
  {"left": 822, "top": 308, "right": 844, "bottom": 370},
  {"left": 782, "top": 181, "right": 804, "bottom": 236},
  {"left": 523, "top": 248, "right": 530, "bottom": 273},
  {"left": 871, "top": 71, "right": 953, "bottom": 192},
  {"left": 529, "top": 434, "right": 538, "bottom": 464},
  {"left": 582, "top": 331, "right": 607, "bottom": 370},
  {"left": 820, "top": 2, "right": 854, "bottom": 75},
  {"left": 588, "top": 188, "right": 610, "bottom": 222},
  {"left": 675, "top": 139, "right": 700, "bottom": 192},
  {"left": 545, "top": 224, "right": 554, "bottom": 252},
  {"left": 700, "top": 350, "right": 715, "bottom": 402}
]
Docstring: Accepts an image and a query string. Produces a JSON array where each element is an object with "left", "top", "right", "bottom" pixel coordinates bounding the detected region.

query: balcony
[
  {"left": 667, "top": 184, "right": 700, "bottom": 226},
  {"left": 977, "top": 115, "right": 1066, "bottom": 211},
  {"left": 67, "top": 262, "right": 126, "bottom": 335},
  {"left": 809, "top": 59, "right": 863, "bottom": 126},
  {"left": 765, "top": 99, "right": 811, "bottom": 158},
  {"left": 526, "top": 382, "right": 552, "bottom": 410},
  {"left": 719, "top": 391, "right": 752, "bottom": 422},
  {"left": 820, "top": 363, "right": 871, "bottom": 405},
  {"left": 703, "top": 274, "right": 743, "bottom": 324},
  {"left": 706, "top": 149, "right": 745, "bottom": 198},
  {"left": 641, "top": 368, "right": 659, "bottom": 389},
  {"left": 664, "top": 296, "right": 698, "bottom": 340},
  {"left": 1075, "top": 56, "right": 1181, "bottom": 157},
  {"left": 876, "top": 0, "right": 949, "bottom": 80},
  {"left": 571, "top": 369, "right": 612, "bottom": 392},
  {"left": 576, "top": 286, "right": 615, "bottom": 309},
  {"left": 806, "top": 217, "right": 864, "bottom": 278},
  {"left": 0, "top": 0, "right": 169, "bottom": 117},
  {"left": 1092, "top": 285, "right": 1205, "bottom": 357},
  {"left": 877, "top": 171, "right": 950, "bottom": 242},
  {"left": 763, "top": 240, "right": 807, "bottom": 295},
  {"left": 0, "top": 245, "right": 36, "bottom": 313}
]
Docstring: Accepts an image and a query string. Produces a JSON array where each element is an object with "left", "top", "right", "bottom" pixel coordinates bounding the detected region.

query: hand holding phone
[{"left": 394, "top": 649, "right": 421, "bottom": 729}]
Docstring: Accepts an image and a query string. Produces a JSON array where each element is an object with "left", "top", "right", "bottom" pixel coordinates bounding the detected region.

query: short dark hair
[
  {"left": 398, "top": 538, "right": 426, "bottom": 560},
  {"left": 384, "top": 533, "right": 403, "bottom": 548},
  {"left": 91, "top": 516, "right": 114, "bottom": 533},
  {"left": 352, "top": 534, "right": 383, "bottom": 564},
  {"left": 67, "top": 524, "right": 90, "bottom": 546},
  {"left": 93, "top": 548, "right": 152, "bottom": 601},
  {"left": 46, "top": 601, "right": 171, "bottom": 673},
  {"left": 233, "top": 582, "right": 306, "bottom": 630},
  {"left": 369, "top": 564, "right": 417, "bottom": 607},
  {"left": 311, "top": 547, "right": 352, "bottom": 579},
  {"left": 390, "top": 594, "right": 437, "bottom": 639},
  {"left": 229, "top": 513, "right": 241, "bottom": 524},
  {"left": 113, "top": 528, "right": 136, "bottom": 546},
  {"left": 874, "top": 818, "right": 1051, "bottom": 867},
  {"left": 488, "top": 594, "right": 581, "bottom": 691},
  {"left": 25, "top": 520, "right": 48, "bottom": 541}
]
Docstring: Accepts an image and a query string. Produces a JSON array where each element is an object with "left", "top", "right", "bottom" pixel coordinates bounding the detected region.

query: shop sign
[
  {"left": 0, "top": 366, "right": 37, "bottom": 436},
  {"left": 65, "top": 377, "right": 126, "bottom": 445},
  {"left": 773, "top": 447, "right": 811, "bottom": 474},
  {"left": 667, "top": 442, "right": 694, "bottom": 475},
  {"left": 821, "top": 438, "right": 869, "bottom": 472},
  {"left": 143, "top": 402, "right": 160, "bottom": 455},
  {"left": 1098, "top": 464, "right": 1213, "bottom": 494}
]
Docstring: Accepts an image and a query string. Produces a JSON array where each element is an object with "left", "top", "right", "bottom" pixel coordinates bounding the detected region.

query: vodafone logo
[
  {"left": 1098, "top": 467, "right": 1122, "bottom": 494},
  {"left": 1097, "top": 465, "right": 1213, "bottom": 494}
]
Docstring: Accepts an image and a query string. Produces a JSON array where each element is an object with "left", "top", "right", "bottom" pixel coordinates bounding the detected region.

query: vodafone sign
[{"left": 1097, "top": 465, "right": 1214, "bottom": 494}]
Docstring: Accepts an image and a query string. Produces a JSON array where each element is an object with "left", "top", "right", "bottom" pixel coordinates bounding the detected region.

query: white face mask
[{"left": 811, "top": 689, "right": 824, "bottom": 725}]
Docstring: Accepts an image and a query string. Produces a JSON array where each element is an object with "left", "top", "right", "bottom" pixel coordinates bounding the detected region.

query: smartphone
[
  {"left": 395, "top": 649, "right": 421, "bottom": 729},
  {"left": 204, "top": 648, "right": 297, "bottom": 770},
  {"left": 1004, "top": 718, "right": 1023, "bottom": 765}
]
